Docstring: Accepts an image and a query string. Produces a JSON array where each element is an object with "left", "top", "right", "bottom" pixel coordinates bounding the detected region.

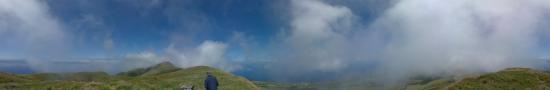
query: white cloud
[
  {"left": 289, "top": 0, "right": 354, "bottom": 42},
  {"left": 287, "top": 0, "right": 354, "bottom": 71},
  {"left": 167, "top": 40, "right": 240, "bottom": 71},
  {"left": 265, "top": 0, "right": 550, "bottom": 82},
  {"left": 113, "top": 41, "right": 240, "bottom": 73},
  {"left": 0, "top": 0, "right": 67, "bottom": 58},
  {"left": 363, "top": 0, "right": 550, "bottom": 82},
  {"left": 110, "top": 52, "right": 169, "bottom": 72},
  {"left": 266, "top": 0, "right": 358, "bottom": 81}
]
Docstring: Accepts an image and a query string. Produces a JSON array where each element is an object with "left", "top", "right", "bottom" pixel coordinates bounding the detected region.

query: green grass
[
  {"left": 3, "top": 64, "right": 549, "bottom": 90},
  {"left": 117, "top": 62, "right": 181, "bottom": 77},
  {"left": 0, "top": 62, "right": 258, "bottom": 90},
  {"left": 447, "top": 68, "right": 550, "bottom": 90},
  {"left": 406, "top": 78, "right": 455, "bottom": 90}
]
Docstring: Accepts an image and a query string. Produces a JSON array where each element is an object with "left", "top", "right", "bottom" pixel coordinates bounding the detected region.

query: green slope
[
  {"left": 405, "top": 77, "right": 455, "bottom": 90},
  {"left": 150, "top": 66, "right": 259, "bottom": 90},
  {"left": 0, "top": 72, "right": 33, "bottom": 83},
  {"left": 0, "top": 62, "right": 258, "bottom": 90},
  {"left": 406, "top": 67, "right": 550, "bottom": 90},
  {"left": 447, "top": 68, "right": 550, "bottom": 90}
]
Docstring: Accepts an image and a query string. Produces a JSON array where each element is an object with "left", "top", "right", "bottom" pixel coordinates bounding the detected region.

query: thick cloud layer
[
  {"left": 372, "top": 0, "right": 550, "bottom": 81},
  {"left": 263, "top": 0, "right": 550, "bottom": 82},
  {"left": 266, "top": 0, "right": 357, "bottom": 81}
]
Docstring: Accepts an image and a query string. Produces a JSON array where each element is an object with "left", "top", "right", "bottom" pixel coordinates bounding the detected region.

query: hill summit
[{"left": 117, "top": 62, "right": 180, "bottom": 77}]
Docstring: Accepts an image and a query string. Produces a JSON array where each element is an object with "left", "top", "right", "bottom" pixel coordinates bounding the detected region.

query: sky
[{"left": 1, "top": 0, "right": 550, "bottom": 83}]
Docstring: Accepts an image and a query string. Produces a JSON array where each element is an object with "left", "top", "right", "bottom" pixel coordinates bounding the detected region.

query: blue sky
[
  {"left": 1, "top": 0, "right": 550, "bottom": 82},
  {"left": 44, "top": 0, "right": 278, "bottom": 58}
]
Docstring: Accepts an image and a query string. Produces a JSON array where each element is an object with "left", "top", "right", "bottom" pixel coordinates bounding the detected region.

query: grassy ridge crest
[{"left": 0, "top": 62, "right": 258, "bottom": 90}]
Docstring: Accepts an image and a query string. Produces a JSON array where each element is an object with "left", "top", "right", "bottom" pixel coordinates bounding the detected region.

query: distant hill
[
  {"left": 405, "top": 67, "right": 550, "bottom": 90},
  {"left": 254, "top": 67, "right": 550, "bottom": 90},
  {"left": 0, "top": 62, "right": 259, "bottom": 90},
  {"left": 4, "top": 63, "right": 549, "bottom": 90},
  {"left": 117, "top": 62, "right": 180, "bottom": 77}
]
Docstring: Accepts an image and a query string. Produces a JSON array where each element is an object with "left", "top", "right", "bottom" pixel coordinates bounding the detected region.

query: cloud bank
[
  {"left": 266, "top": 0, "right": 357, "bottom": 81},
  {"left": 263, "top": 0, "right": 550, "bottom": 83},
  {"left": 371, "top": 0, "right": 550, "bottom": 81}
]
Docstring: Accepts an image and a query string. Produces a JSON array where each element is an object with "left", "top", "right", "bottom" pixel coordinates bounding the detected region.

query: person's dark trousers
[{"left": 205, "top": 75, "right": 219, "bottom": 90}]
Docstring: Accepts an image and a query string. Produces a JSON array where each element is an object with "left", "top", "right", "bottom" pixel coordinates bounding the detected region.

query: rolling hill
[
  {"left": 2, "top": 62, "right": 549, "bottom": 90},
  {"left": 0, "top": 62, "right": 259, "bottom": 90},
  {"left": 446, "top": 68, "right": 550, "bottom": 90},
  {"left": 406, "top": 67, "right": 550, "bottom": 90}
]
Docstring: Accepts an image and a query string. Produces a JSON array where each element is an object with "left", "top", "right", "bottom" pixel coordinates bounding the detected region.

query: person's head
[{"left": 206, "top": 72, "right": 212, "bottom": 76}]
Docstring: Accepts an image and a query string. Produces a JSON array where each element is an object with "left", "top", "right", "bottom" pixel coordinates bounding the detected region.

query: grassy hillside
[
  {"left": 406, "top": 67, "right": 550, "bottom": 90},
  {"left": 405, "top": 77, "right": 455, "bottom": 90},
  {"left": 447, "top": 68, "right": 550, "bottom": 90},
  {"left": 3, "top": 64, "right": 549, "bottom": 90},
  {"left": 0, "top": 62, "right": 258, "bottom": 90}
]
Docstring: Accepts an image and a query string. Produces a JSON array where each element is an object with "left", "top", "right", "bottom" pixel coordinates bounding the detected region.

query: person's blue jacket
[{"left": 205, "top": 74, "right": 219, "bottom": 90}]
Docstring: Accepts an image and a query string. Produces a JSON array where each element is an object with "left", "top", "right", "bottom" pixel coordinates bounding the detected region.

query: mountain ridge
[
  {"left": 0, "top": 62, "right": 258, "bottom": 90},
  {"left": 117, "top": 62, "right": 180, "bottom": 77}
]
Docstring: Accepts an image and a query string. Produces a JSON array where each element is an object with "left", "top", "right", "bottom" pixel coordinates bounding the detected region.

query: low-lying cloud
[
  {"left": 370, "top": 0, "right": 550, "bottom": 82},
  {"left": 166, "top": 40, "right": 241, "bottom": 71},
  {"left": 265, "top": 0, "right": 357, "bottom": 81},
  {"left": 115, "top": 40, "right": 240, "bottom": 73},
  {"left": 18, "top": 40, "right": 239, "bottom": 74},
  {"left": 263, "top": 0, "right": 550, "bottom": 83}
]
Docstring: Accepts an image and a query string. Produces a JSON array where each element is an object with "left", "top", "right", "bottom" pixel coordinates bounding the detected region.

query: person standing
[{"left": 204, "top": 72, "right": 219, "bottom": 90}]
